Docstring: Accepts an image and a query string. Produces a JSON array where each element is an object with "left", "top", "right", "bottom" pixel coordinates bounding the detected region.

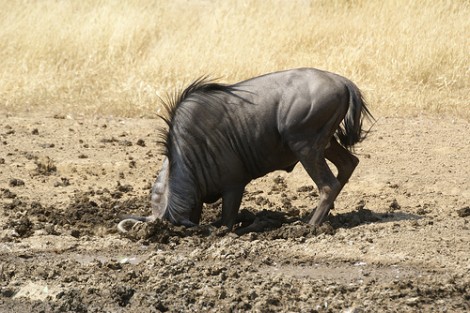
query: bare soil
[{"left": 1, "top": 113, "right": 469, "bottom": 312}]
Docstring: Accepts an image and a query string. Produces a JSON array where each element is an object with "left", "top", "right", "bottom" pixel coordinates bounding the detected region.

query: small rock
[
  {"left": 106, "top": 261, "right": 123, "bottom": 271},
  {"left": 457, "top": 206, "right": 470, "bottom": 218},
  {"left": 136, "top": 139, "right": 146, "bottom": 147},
  {"left": 120, "top": 140, "right": 132, "bottom": 147},
  {"left": 34, "top": 156, "right": 57, "bottom": 175},
  {"left": 1, "top": 188, "right": 16, "bottom": 199},
  {"left": 405, "top": 296, "right": 420, "bottom": 306},
  {"left": 9, "top": 178, "right": 25, "bottom": 187},
  {"left": 0, "top": 288, "right": 15, "bottom": 298},
  {"left": 12, "top": 216, "right": 33, "bottom": 238},
  {"left": 54, "top": 177, "right": 70, "bottom": 187},
  {"left": 343, "top": 307, "right": 364, "bottom": 313},
  {"left": 111, "top": 285, "right": 135, "bottom": 307},
  {"left": 297, "top": 185, "right": 313, "bottom": 192},
  {"left": 117, "top": 183, "right": 133, "bottom": 193},
  {"left": 70, "top": 229, "right": 80, "bottom": 238},
  {"left": 416, "top": 207, "right": 427, "bottom": 215},
  {"left": 388, "top": 199, "right": 401, "bottom": 212},
  {"left": 44, "top": 224, "right": 60, "bottom": 235}
]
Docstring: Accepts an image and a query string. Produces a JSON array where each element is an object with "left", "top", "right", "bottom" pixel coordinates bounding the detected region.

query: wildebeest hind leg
[
  {"left": 325, "top": 138, "right": 359, "bottom": 192},
  {"left": 294, "top": 145, "right": 341, "bottom": 225}
]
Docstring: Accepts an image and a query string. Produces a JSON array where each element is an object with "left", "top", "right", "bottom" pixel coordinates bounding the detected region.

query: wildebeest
[{"left": 118, "top": 68, "right": 373, "bottom": 232}]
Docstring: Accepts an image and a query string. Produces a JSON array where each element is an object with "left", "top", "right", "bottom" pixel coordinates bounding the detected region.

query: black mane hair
[{"left": 156, "top": 77, "right": 237, "bottom": 158}]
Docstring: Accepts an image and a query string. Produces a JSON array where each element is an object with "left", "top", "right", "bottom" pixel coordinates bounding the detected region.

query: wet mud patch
[{"left": 2, "top": 189, "right": 150, "bottom": 239}]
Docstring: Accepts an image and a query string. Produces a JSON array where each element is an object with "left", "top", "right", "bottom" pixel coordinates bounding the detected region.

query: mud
[{"left": 1, "top": 114, "right": 469, "bottom": 312}]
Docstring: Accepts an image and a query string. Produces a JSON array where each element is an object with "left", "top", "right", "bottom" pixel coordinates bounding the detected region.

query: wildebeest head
[{"left": 117, "top": 78, "right": 228, "bottom": 232}]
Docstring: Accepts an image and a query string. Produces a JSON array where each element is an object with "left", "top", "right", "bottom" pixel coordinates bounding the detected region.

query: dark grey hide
[{"left": 118, "top": 68, "right": 373, "bottom": 232}]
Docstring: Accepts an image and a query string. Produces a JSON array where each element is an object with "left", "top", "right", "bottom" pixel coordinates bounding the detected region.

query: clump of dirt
[
  {"left": 9, "top": 178, "right": 25, "bottom": 187},
  {"left": 33, "top": 156, "right": 57, "bottom": 175},
  {"left": 1, "top": 188, "right": 16, "bottom": 199},
  {"left": 3, "top": 216, "right": 33, "bottom": 238},
  {"left": 119, "top": 218, "right": 187, "bottom": 243},
  {"left": 256, "top": 221, "right": 335, "bottom": 240},
  {"left": 51, "top": 289, "right": 88, "bottom": 313},
  {"left": 100, "top": 137, "right": 134, "bottom": 147}
]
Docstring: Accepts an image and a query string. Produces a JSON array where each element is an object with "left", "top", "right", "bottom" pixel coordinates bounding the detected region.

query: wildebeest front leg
[{"left": 220, "top": 185, "right": 245, "bottom": 229}]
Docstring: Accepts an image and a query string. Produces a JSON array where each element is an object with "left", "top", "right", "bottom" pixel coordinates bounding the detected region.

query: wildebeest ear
[{"left": 150, "top": 158, "right": 170, "bottom": 219}]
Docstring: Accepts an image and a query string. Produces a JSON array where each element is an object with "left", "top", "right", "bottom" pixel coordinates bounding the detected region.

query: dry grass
[{"left": 0, "top": 0, "right": 468, "bottom": 118}]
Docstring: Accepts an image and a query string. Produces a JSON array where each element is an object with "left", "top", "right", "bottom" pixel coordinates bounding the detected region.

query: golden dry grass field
[{"left": 0, "top": 0, "right": 468, "bottom": 118}]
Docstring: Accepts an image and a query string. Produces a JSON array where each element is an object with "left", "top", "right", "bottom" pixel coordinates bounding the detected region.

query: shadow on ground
[{"left": 119, "top": 205, "right": 423, "bottom": 243}]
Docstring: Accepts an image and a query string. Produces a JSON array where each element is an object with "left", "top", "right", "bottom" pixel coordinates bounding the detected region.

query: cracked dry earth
[{"left": 0, "top": 113, "right": 469, "bottom": 312}]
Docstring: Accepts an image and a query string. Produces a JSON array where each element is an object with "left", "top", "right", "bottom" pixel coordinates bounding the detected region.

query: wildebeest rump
[{"left": 118, "top": 68, "right": 373, "bottom": 232}]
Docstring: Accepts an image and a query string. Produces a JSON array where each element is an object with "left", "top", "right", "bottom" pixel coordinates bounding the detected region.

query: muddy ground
[{"left": 0, "top": 113, "right": 469, "bottom": 312}]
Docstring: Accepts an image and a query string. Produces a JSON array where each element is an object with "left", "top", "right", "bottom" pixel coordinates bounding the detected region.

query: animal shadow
[{"left": 232, "top": 206, "right": 422, "bottom": 236}]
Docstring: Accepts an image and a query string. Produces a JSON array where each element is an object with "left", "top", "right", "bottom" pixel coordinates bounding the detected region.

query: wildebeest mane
[{"left": 156, "top": 77, "right": 239, "bottom": 159}]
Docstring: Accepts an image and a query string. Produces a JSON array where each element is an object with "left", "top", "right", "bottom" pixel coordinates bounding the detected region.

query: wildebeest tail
[{"left": 336, "top": 80, "right": 373, "bottom": 149}]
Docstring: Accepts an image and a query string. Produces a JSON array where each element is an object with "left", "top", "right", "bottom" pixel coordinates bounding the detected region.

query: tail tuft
[{"left": 336, "top": 81, "right": 374, "bottom": 149}]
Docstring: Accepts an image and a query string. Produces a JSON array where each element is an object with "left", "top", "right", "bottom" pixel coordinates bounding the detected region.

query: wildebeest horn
[{"left": 117, "top": 158, "right": 170, "bottom": 233}]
